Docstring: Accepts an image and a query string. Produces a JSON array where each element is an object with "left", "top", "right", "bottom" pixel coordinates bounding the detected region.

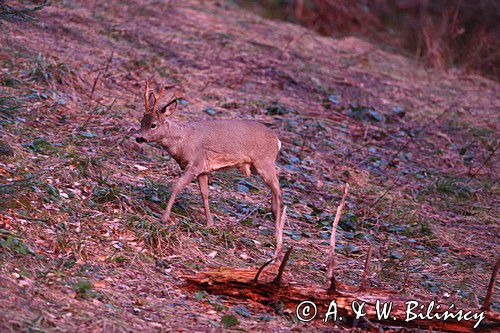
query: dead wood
[
  {"left": 271, "top": 247, "right": 293, "bottom": 286},
  {"left": 183, "top": 267, "right": 499, "bottom": 332},
  {"left": 481, "top": 257, "right": 500, "bottom": 311},
  {"left": 359, "top": 243, "right": 373, "bottom": 291},
  {"left": 327, "top": 183, "right": 350, "bottom": 290}
]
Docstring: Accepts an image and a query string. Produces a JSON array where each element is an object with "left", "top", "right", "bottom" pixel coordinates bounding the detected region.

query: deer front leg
[
  {"left": 198, "top": 174, "right": 214, "bottom": 227},
  {"left": 162, "top": 168, "right": 198, "bottom": 224}
]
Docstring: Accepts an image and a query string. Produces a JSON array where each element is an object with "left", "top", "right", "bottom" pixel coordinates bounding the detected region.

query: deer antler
[
  {"left": 144, "top": 80, "right": 151, "bottom": 113},
  {"left": 151, "top": 85, "right": 165, "bottom": 114},
  {"left": 144, "top": 81, "right": 177, "bottom": 114}
]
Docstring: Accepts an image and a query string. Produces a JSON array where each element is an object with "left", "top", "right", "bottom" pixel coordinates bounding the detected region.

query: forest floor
[{"left": 0, "top": 0, "right": 498, "bottom": 332}]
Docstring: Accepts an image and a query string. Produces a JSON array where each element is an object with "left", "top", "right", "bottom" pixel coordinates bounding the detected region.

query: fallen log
[{"left": 182, "top": 267, "right": 499, "bottom": 332}]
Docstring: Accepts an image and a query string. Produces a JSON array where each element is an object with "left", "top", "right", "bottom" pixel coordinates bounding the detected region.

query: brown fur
[{"left": 135, "top": 86, "right": 282, "bottom": 229}]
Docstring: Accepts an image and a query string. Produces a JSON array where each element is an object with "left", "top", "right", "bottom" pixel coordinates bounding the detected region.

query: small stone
[
  {"left": 236, "top": 184, "right": 249, "bottom": 193},
  {"left": 266, "top": 102, "right": 292, "bottom": 115},
  {"left": 0, "top": 140, "right": 14, "bottom": 156},
  {"left": 204, "top": 107, "right": 217, "bottom": 116},
  {"left": 347, "top": 104, "right": 383, "bottom": 122},
  {"left": 327, "top": 94, "right": 340, "bottom": 105},
  {"left": 391, "top": 106, "right": 405, "bottom": 117}
]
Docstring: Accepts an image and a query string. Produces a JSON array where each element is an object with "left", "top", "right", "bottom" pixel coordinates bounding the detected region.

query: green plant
[
  {"left": 0, "top": 234, "right": 31, "bottom": 255},
  {"left": 26, "top": 53, "right": 71, "bottom": 86},
  {"left": 0, "top": 1, "right": 49, "bottom": 24},
  {"left": 435, "top": 178, "right": 472, "bottom": 199},
  {"left": 72, "top": 279, "right": 93, "bottom": 295},
  {"left": 221, "top": 314, "right": 239, "bottom": 328},
  {"left": 0, "top": 95, "right": 22, "bottom": 119}
]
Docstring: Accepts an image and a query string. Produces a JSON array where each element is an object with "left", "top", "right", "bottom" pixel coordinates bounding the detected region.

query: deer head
[{"left": 135, "top": 80, "right": 180, "bottom": 143}]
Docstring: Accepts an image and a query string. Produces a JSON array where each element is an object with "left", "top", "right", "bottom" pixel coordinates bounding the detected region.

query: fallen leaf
[
  {"left": 133, "top": 164, "right": 148, "bottom": 171},
  {"left": 93, "top": 281, "right": 106, "bottom": 288}
]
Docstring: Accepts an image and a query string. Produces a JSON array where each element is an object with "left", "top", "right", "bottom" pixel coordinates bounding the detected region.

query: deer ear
[
  {"left": 158, "top": 99, "right": 178, "bottom": 117},
  {"left": 148, "top": 92, "right": 156, "bottom": 109}
]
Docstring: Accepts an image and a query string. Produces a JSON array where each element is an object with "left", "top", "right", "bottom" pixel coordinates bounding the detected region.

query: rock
[
  {"left": 79, "top": 131, "right": 98, "bottom": 138},
  {"left": 391, "top": 106, "right": 405, "bottom": 118},
  {"left": 204, "top": 107, "right": 217, "bottom": 116},
  {"left": 236, "top": 184, "right": 249, "bottom": 193},
  {"left": 266, "top": 102, "right": 293, "bottom": 115},
  {"left": 0, "top": 140, "right": 14, "bottom": 156},
  {"left": 390, "top": 251, "right": 403, "bottom": 260},
  {"left": 347, "top": 104, "right": 383, "bottom": 122},
  {"left": 327, "top": 94, "right": 341, "bottom": 105},
  {"left": 233, "top": 305, "right": 251, "bottom": 318},
  {"left": 311, "top": 77, "right": 326, "bottom": 92}
]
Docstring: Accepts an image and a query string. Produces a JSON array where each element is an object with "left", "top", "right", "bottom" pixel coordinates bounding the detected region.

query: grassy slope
[{"left": 0, "top": 0, "right": 498, "bottom": 331}]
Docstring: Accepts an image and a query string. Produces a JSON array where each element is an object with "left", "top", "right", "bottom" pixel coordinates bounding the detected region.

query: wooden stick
[
  {"left": 254, "top": 258, "right": 273, "bottom": 283},
  {"left": 467, "top": 144, "right": 497, "bottom": 183},
  {"left": 275, "top": 205, "right": 287, "bottom": 261},
  {"left": 272, "top": 247, "right": 293, "bottom": 286},
  {"left": 89, "top": 51, "right": 114, "bottom": 101},
  {"left": 327, "top": 183, "right": 350, "bottom": 290},
  {"left": 280, "top": 30, "right": 308, "bottom": 59},
  {"left": 359, "top": 243, "right": 373, "bottom": 291},
  {"left": 481, "top": 256, "right": 500, "bottom": 311}
]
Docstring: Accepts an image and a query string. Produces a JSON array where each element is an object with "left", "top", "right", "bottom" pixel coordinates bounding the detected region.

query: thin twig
[
  {"left": 333, "top": 137, "right": 374, "bottom": 168},
  {"left": 359, "top": 243, "right": 373, "bottom": 291},
  {"left": 467, "top": 144, "right": 497, "bottom": 183},
  {"left": 370, "top": 100, "right": 465, "bottom": 207},
  {"left": 254, "top": 258, "right": 273, "bottom": 283},
  {"left": 361, "top": 316, "right": 383, "bottom": 333},
  {"left": 89, "top": 51, "right": 114, "bottom": 101},
  {"left": 387, "top": 100, "right": 460, "bottom": 167},
  {"left": 369, "top": 177, "right": 403, "bottom": 209},
  {"left": 298, "top": 125, "right": 311, "bottom": 160},
  {"left": 272, "top": 247, "right": 293, "bottom": 286},
  {"left": 237, "top": 204, "right": 261, "bottom": 224},
  {"left": 481, "top": 257, "right": 500, "bottom": 311},
  {"left": 80, "top": 97, "right": 116, "bottom": 131},
  {"left": 327, "top": 183, "right": 350, "bottom": 290},
  {"left": 280, "top": 31, "right": 308, "bottom": 59}
]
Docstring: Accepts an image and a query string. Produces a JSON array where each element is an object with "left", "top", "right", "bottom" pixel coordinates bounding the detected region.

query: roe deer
[{"left": 135, "top": 82, "right": 283, "bottom": 235}]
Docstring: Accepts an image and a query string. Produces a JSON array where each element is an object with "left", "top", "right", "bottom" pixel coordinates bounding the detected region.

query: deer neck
[{"left": 158, "top": 120, "right": 188, "bottom": 163}]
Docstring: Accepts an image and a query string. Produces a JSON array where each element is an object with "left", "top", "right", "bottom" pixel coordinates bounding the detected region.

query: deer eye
[{"left": 151, "top": 123, "right": 157, "bottom": 129}]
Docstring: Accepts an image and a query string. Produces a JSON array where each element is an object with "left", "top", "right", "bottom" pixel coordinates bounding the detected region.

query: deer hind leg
[
  {"left": 198, "top": 173, "right": 214, "bottom": 227},
  {"left": 238, "top": 163, "right": 252, "bottom": 177},
  {"left": 253, "top": 160, "right": 283, "bottom": 226},
  {"left": 254, "top": 160, "right": 283, "bottom": 260},
  {"left": 162, "top": 167, "right": 199, "bottom": 224}
]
